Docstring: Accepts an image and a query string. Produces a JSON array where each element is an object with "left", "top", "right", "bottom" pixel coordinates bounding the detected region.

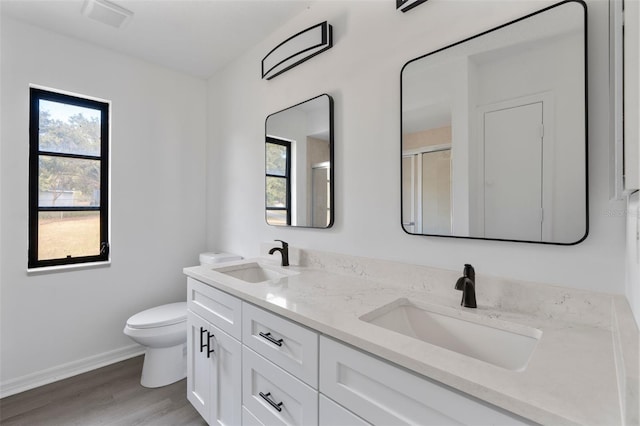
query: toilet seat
[{"left": 126, "top": 302, "right": 187, "bottom": 329}]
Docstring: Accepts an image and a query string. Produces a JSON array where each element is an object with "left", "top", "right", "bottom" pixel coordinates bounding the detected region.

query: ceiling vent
[{"left": 81, "top": 0, "right": 133, "bottom": 29}]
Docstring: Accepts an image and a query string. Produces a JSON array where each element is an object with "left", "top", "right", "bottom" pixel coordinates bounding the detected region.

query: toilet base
[{"left": 140, "top": 343, "right": 187, "bottom": 388}]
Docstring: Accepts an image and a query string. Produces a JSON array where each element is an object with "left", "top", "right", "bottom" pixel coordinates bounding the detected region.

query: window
[
  {"left": 29, "top": 88, "right": 109, "bottom": 268},
  {"left": 265, "top": 138, "right": 291, "bottom": 226}
]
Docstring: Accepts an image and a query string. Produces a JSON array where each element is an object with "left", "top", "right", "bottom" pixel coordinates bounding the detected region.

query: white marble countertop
[{"left": 183, "top": 252, "right": 638, "bottom": 426}]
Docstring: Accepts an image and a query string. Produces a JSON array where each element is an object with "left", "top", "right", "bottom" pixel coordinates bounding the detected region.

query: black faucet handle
[
  {"left": 463, "top": 264, "right": 475, "bottom": 281},
  {"left": 455, "top": 276, "right": 467, "bottom": 291},
  {"left": 455, "top": 264, "right": 477, "bottom": 308},
  {"left": 274, "top": 239, "right": 288, "bottom": 248}
]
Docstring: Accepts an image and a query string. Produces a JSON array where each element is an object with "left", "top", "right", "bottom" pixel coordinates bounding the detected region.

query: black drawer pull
[
  {"left": 259, "top": 392, "right": 283, "bottom": 412},
  {"left": 206, "top": 332, "right": 215, "bottom": 358},
  {"left": 200, "top": 327, "right": 215, "bottom": 358},
  {"left": 199, "top": 327, "right": 207, "bottom": 353},
  {"left": 259, "top": 331, "right": 283, "bottom": 347}
]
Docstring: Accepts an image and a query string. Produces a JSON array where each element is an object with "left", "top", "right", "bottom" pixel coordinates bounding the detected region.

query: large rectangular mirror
[
  {"left": 401, "top": 0, "right": 587, "bottom": 245},
  {"left": 266, "top": 94, "right": 334, "bottom": 228}
]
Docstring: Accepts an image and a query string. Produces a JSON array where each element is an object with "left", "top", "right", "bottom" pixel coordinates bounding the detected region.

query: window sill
[{"left": 27, "top": 260, "right": 111, "bottom": 276}]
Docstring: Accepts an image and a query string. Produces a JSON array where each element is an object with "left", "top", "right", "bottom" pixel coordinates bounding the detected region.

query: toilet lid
[{"left": 126, "top": 302, "right": 187, "bottom": 329}]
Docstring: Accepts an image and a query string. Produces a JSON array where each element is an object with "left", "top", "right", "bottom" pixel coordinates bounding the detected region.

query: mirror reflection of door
[
  {"left": 311, "top": 162, "right": 330, "bottom": 227},
  {"left": 422, "top": 149, "right": 452, "bottom": 234},
  {"left": 403, "top": 143, "right": 452, "bottom": 235},
  {"left": 483, "top": 101, "right": 544, "bottom": 241},
  {"left": 306, "top": 136, "right": 330, "bottom": 227},
  {"left": 402, "top": 156, "right": 417, "bottom": 233}
]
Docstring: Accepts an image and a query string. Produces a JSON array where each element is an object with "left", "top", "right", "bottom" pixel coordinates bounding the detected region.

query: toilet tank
[{"left": 199, "top": 252, "right": 242, "bottom": 266}]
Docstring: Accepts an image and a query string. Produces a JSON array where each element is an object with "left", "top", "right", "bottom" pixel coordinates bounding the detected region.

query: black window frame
[
  {"left": 28, "top": 88, "right": 110, "bottom": 268},
  {"left": 265, "top": 137, "right": 292, "bottom": 226}
]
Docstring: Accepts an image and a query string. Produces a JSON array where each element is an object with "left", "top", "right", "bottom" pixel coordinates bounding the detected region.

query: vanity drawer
[
  {"left": 242, "top": 346, "right": 318, "bottom": 426},
  {"left": 319, "top": 336, "right": 530, "bottom": 426},
  {"left": 242, "top": 302, "right": 318, "bottom": 387},
  {"left": 187, "top": 277, "right": 242, "bottom": 339}
]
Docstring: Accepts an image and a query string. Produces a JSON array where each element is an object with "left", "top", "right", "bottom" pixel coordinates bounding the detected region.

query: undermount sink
[
  {"left": 360, "top": 298, "right": 541, "bottom": 371},
  {"left": 212, "top": 262, "right": 297, "bottom": 284}
]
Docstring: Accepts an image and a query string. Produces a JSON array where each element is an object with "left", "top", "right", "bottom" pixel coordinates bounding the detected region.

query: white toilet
[
  {"left": 123, "top": 252, "right": 242, "bottom": 388},
  {"left": 124, "top": 302, "right": 188, "bottom": 388}
]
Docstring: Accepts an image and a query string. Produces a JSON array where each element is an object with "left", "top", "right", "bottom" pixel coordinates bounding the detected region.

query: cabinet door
[
  {"left": 209, "top": 322, "right": 242, "bottom": 426},
  {"left": 187, "top": 311, "right": 214, "bottom": 423}
]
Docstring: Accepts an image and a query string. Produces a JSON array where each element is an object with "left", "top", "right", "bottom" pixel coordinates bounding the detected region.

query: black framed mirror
[
  {"left": 401, "top": 0, "right": 587, "bottom": 245},
  {"left": 265, "top": 94, "right": 334, "bottom": 228}
]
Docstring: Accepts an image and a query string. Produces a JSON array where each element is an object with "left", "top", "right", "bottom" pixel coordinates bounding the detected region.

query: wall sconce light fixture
[{"left": 262, "top": 21, "right": 333, "bottom": 80}]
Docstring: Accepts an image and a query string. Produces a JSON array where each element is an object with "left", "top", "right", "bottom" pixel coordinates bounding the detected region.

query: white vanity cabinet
[
  {"left": 187, "top": 278, "right": 242, "bottom": 426},
  {"left": 319, "top": 336, "right": 530, "bottom": 426},
  {"left": 185, "top": 277, "right": 529, "bottom": 426}
]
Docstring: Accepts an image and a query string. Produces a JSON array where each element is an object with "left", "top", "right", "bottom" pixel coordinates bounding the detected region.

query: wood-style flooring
[{"left": 0, "top": 356, "right": 207, "bottom": 426}]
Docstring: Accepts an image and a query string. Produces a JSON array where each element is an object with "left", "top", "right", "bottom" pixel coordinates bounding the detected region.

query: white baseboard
[{"left": 0, "top": 344, "right": 145, "bottom": 399}]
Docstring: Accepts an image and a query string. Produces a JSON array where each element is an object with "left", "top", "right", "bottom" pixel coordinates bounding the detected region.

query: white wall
[
  {"left": 207, "top": 0, "right": 627, "bottom": 294},
  {"left": 0, "top": 17, "right": 208, "bottom": 392}
]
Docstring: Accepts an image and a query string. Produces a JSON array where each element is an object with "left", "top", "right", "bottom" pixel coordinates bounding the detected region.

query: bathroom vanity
[{"left": 183, "top": 250, "right": 638, "bottom": 425}]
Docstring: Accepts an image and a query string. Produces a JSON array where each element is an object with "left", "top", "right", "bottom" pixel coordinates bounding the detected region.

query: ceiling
[{"left": 1, "top": 0, "right": 313, "bottom": 78}]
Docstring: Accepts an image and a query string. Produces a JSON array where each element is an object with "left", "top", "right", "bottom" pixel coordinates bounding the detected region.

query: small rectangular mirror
[
  {"left": 265, "top": 94, "right": 334, "bottom": 228},
  {"left": 401, "top": 0, "right": 587, "bottom": 244}
]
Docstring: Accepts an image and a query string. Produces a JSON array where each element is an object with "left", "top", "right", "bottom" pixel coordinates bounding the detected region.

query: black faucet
[
  {"left": 455, "top": 264, "right": 477, "bottom": 308},
  {"left": 268, "top": 240, "right": 289, "bottom": 266}
]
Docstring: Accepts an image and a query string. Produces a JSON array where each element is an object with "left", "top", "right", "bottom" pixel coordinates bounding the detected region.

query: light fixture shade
[
  {"left": 262, "top": 21, "right": 333, "bottom": 80},
  {"left": 397, "top": 0, "right": 429, "bottom": 13},
  {"left": 81, "top": 0, "right": 133, "bottom": 29}
]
